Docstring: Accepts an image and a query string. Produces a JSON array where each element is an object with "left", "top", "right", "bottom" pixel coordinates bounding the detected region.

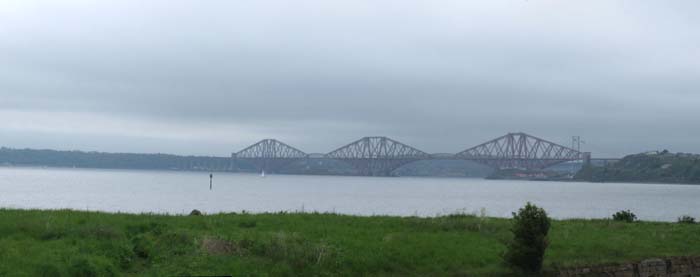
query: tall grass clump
[
  {"left": 612, "top": 210, "right": 637, "bottom": 222},
  {"left": 68, "top": 256, "right": 117, "bottom": 277},
  {"left": 503, "top": 202, "right": 551, "bottom": 274}
]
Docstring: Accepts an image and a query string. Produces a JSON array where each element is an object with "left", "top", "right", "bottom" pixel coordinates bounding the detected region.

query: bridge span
[{"left": 232, "top": 132, "right": 592, "bottom": 176}]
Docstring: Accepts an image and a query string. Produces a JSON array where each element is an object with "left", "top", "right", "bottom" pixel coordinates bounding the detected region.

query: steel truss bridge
[{"left": 232, "top": 132, "right": 591, "bottom": 176}]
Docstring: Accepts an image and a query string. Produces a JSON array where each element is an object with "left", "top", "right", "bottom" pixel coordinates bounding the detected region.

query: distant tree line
[
  {"left": 576, "top": 151, "right": 700, "bottom": 184},
  {"left": 0, "top": 147, "right": 496, "bottom": 177},
  {"left": 0, "top": 147, "right": 253, "bottom": 172}
]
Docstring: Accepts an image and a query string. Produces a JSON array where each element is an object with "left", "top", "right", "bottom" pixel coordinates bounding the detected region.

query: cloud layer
[{"left": 1, "top": 0, "right": 699, "bottom": 156}]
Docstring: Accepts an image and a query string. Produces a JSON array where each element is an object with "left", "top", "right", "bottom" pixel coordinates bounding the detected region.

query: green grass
[{"left": 0, "top": 209, "right": 699, "bottom": 276}]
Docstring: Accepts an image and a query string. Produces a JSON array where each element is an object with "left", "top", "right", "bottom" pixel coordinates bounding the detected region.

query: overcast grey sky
[{"left": 1, "top": 0, "right": 698, "bottom": 157}]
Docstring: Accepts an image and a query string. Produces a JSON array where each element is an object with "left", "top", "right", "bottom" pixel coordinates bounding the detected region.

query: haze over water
[{"left": 1, "top": 167, "right": 698, "bottom": 222}]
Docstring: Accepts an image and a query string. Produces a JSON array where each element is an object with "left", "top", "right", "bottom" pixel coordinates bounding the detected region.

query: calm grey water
[{"left": 1, "top": 167, "right": 698, "bottom": 222}]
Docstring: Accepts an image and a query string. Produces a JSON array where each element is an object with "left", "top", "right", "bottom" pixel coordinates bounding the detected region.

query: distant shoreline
[{"left": 0, "top": 147, "right": 494, "bottom": 177}]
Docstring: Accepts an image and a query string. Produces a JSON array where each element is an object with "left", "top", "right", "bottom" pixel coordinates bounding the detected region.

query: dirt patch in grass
[{"left": 201, "top": 237, "right": 236, "bottom": 256}]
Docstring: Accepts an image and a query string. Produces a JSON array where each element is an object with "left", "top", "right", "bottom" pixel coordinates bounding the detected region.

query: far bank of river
[{"left": 576, "top": 151, "right": 700, "bottom": 185}]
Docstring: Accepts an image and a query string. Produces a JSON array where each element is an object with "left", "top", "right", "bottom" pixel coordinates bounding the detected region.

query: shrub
[
  {"left": 678, "top": 215, "right": 696, "bottom": 224},
  {"left": 189, "top": 209, "right": 202, "bottom": 216},
  {"left": 503, "top": 202, "right": 551, "bottom": 274},
  {"left": 612, "top": 210, "right": 637, "bottom": 222}
]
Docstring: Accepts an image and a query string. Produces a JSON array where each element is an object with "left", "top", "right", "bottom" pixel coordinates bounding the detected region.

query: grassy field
[{"left": 0, "top": 209, "right": 699, "bottom": 276}]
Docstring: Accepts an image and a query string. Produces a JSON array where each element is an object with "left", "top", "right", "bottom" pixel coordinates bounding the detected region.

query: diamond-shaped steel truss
[
  {"left": 454, "top": 132, "right": 583, "bottom": 170},
  {"left": 232, "top": 133, "right": 585, "bottom": 175},
  {"left": 325, "top": 136, "right": 430, "bottom": 176},
  {"left": 234, "top": 139, "right": 307, "bottom": 173}
]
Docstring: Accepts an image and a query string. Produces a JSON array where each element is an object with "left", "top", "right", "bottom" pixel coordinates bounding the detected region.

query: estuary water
[{"left": 0, "top": 166, "right": 698, "bottom": 222}]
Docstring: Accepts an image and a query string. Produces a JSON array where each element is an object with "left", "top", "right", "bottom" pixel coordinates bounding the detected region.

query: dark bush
[
  {"left": 612, "top": 210, "right": 637, "bottom": 222},
  {"left": 189, "top": 209, "right": 202, "bottom": 216},
  {"left": 503, "top": 202, "right": 551, "bottom": 274},
  {"left": 678, "top": 215, "right": 696, "bottom": 224}
]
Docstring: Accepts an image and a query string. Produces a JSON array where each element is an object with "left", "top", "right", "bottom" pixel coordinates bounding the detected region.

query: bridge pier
[{"left": 583, "top": 152, "right": 592, "bottom": 167}]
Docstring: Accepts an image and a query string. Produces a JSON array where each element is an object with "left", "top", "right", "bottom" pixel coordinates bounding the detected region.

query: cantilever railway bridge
[{"left": 232, "top": 132, "right": 592, "bottom": 176}]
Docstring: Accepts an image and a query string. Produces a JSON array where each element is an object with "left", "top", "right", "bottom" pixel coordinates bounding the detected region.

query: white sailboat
[{"left": 260, "top": 170, "right": 266, "bottom": 177}]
